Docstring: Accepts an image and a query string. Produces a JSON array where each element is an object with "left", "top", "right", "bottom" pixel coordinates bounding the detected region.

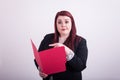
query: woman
[{"left": 34, "top": 10, "right": 88, "bottom": 80}]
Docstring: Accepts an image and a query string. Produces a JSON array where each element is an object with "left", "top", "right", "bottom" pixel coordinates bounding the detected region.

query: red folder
[{"left": 31, "top": 40, "right": 66, "bottom": 75}]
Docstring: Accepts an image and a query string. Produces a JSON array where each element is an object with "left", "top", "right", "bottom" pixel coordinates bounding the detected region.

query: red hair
[{"left": 54, "top": 10, "right": 76, "bottom": 51}]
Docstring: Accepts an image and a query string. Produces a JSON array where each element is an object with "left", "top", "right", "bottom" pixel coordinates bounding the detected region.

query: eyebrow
[
  {"left": 65, "top": 19, "right": 70, "bottom": 20},
  {"left": 57, "top": 19, "right": 70, "bottom": 21}
]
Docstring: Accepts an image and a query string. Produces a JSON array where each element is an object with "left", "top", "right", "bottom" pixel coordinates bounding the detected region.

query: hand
[
  {"left": 38, "top": 67, "right": 48, "bottom": 78},
  {"left": 49, "top": 43, "right": 71, "bottom": 55}
]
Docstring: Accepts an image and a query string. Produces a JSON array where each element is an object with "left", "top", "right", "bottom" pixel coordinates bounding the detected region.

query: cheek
[
  {"left": 57, "top": 24, "right": 60, "bottom": 27},
  {"left": 56, "top": 25, "right": 61, "bottom": 31},
  {"left": 56, "top": 23, "right": 61, "bottom": 28},
  {"left": 67, "top": 24, "right": 72, "bottom": 30},
  {"left": 68, "top": 27, "right": 72, "bottom": 32},
  {"left": 67, "top": 22, "right": 72, "bottom": 29}
]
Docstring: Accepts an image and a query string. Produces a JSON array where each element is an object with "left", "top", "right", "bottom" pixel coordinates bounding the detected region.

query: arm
[{"left": 67, "top": 38, "right": 88, "bottom": 72}]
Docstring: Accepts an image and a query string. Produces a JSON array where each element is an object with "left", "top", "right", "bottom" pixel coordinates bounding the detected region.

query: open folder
[{"left": 31, "top": 40, "right": 66, "bottom": 75}]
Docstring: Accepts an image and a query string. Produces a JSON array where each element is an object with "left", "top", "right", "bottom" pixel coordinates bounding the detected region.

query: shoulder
[
  {"left": 43, "top": 33, "right": 54, "bottom": 39},
  {"left": 74, "top": 35, "right": 87, "bottom": 50},
  {"left": 74, "top": 35, "right": 88, "bottom": 52},
  {"left": 75, "top": 35, "right": 87, "bottom": 44}
]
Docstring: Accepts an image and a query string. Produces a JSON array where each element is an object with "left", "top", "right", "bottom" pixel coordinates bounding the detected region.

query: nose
[{"left": 62, "top": 23, "right": 66, "bottom": 27}]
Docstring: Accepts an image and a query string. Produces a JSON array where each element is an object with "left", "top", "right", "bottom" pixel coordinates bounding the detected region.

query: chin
[{"left": 62, "top": 33, "right": 69, "bottom": 35}]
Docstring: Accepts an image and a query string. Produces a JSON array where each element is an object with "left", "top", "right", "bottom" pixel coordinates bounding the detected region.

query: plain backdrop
[{"left": 0, "top": 0, "right": 120, "bottom": 80}]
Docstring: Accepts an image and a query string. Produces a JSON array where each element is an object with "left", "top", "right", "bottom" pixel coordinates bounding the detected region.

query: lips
[{"left": 61, "top": 29, "right": 66, "bottom": 31}]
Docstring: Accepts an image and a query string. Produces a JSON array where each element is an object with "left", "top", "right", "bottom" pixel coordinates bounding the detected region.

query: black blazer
[{"left": 34, "top": 33, "right": 88, "bottom": 80}]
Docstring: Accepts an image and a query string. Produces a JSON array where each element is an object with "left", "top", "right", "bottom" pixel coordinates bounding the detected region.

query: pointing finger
[{"left": 49, "top": 43, "right": 57, "bottom": 47}]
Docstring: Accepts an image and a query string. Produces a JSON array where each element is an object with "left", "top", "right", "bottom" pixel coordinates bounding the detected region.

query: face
[{"left": 56, "top": 16, "right": 72, "bottom": 36}]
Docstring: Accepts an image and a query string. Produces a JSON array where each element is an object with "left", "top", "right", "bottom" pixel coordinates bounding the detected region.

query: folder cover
[{"left": 31, "top": 40, "right": 66, "bottom": 75}]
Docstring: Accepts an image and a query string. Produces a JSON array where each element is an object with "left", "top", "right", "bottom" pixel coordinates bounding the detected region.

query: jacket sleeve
[{"left": 67, "top": 38, "right": 88, "bottom": 72}]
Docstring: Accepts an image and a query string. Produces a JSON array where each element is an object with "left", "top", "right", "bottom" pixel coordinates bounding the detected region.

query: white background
[{"left": 0, "top": 0, "right": 120, "bottom": 80}]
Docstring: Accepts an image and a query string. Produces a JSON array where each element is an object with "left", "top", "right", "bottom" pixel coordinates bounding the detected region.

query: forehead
[{"left": 57, "top": 16, "right": 71, "bottom": 20}]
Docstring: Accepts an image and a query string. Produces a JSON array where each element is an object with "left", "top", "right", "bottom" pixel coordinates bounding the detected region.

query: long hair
[{"left": 54, "top": 10, "right": 77, "bottom": 51}]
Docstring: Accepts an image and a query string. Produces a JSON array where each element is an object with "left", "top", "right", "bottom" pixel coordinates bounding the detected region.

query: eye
[
  {"left": 57, "top": 21, "right": 62, "bottom": 24},
  {"left": 65, "top": 21, "right": 69, "bottom": 24}
]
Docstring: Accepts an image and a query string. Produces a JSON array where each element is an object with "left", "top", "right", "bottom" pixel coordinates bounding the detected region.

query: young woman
[{"left": 34, "top": 10, "right": 88, "bottom": 80}]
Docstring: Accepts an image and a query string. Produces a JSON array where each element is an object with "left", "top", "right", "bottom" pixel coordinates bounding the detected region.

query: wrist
[{"left": 66, "top": 50, "right": 74, "bottom": 61}]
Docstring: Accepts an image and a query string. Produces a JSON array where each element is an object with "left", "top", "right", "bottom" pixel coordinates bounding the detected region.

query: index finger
[{"left": 49, "top": 43, "right": 57, "bottom": 47}]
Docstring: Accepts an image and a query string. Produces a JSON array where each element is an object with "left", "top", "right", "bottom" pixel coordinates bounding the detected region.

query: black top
[{"left": 34, "top": 33, "right": 88, "bottom": 80}]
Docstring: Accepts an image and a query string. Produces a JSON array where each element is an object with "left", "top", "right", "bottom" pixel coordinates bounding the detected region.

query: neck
[
  {"left": 60, "top": 34, "right": 69, "bottom": 39},
  {"left": 59, "top": 34, "right": 69, "bottom": 43}
]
